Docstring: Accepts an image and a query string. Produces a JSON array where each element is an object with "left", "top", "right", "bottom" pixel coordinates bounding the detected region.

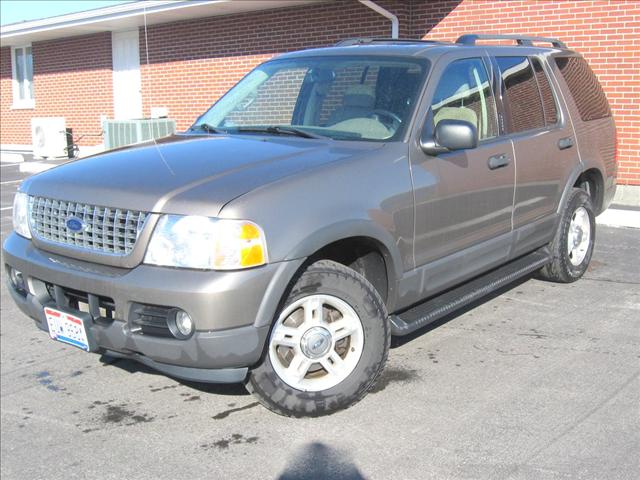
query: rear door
[
  {"left": 493, "top": 55, "right": 578, "bottom": 234},
  {"left": 410, "top": 51, "right": 515, "bottom": 267}
]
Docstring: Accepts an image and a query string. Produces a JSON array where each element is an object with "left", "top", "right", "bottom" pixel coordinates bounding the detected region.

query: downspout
[{"left": 358, "top": 0, "right": 399, "bottom": 39}]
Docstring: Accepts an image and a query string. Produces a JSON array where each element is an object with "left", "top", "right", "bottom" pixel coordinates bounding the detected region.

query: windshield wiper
[
  {"left": 190, "top": 123, "right": 223, "bottom": 134},
  {"left": 235, "top": 126, "right": 327, "bottom": 139}
]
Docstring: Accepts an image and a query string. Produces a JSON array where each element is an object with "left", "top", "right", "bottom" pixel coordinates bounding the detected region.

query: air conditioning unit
[
  {"left": 103, "top": 118, "right": 177, "bottom": 150},
  {"left": 31, "top": 117, "right": 67, "bottom": 159}
]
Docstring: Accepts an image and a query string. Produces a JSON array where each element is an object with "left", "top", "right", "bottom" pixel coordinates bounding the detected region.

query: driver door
[{"left": 410, "top": 52, "right": 515, "bottom": 268}]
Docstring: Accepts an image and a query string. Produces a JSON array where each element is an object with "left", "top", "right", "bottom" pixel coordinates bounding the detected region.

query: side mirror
[{"left": 420, "top": 119, "right": 478, "bottom": 156}]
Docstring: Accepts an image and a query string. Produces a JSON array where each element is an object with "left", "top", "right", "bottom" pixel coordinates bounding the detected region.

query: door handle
[
  {"left": 558, "top": 137, "right": 574, "bottom": 150},
  {"left": 488, "top": 154, "right": 510, "bottom": 170}
]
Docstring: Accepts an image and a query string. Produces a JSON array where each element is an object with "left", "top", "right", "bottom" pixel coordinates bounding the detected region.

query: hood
[{"left": 21, "top": 134, "right": 382, "bottom": 216}]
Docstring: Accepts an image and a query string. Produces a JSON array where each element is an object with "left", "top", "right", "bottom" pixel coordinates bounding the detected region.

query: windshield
[{"left": 192, "top": 56, "right": 429, "bottom": 142}]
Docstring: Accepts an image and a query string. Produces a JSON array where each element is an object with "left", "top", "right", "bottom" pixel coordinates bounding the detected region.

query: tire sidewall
[
  {"left": 558, "top": 190, "right": 596, "bottom": 280},
  {"left": 248, "top": 261, "right": 389, "bottom": 416}
]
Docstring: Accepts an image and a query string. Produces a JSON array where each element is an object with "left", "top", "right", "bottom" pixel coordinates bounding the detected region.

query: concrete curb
[
  {"left": 0, "top": 152, "right": 24, "bottom": 163},
  {"left": 597, "top": 208, "right": 640, "bottom": 229},
  {"left": 19, "top": 162, "right": 58, "bottom": 174},
  {"left": 613, "top": 185, "right": 640, "bottom": 207}
]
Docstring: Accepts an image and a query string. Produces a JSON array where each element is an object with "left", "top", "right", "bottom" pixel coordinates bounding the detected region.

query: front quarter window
[
  {"left": 430, "top": 57, "right": 498, "bottom": 140},
  {"left": 193, "top": 56, "right": 428, "bottom": 142}
]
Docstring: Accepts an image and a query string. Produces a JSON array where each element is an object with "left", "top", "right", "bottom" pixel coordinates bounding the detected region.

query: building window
[{"left": 11, "top": 45, "right": 34, "bottom": 108}]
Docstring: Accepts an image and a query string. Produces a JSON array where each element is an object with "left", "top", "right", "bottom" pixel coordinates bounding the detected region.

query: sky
[{"left": 1, "top": 0, "right": 132, "bottom": 26}]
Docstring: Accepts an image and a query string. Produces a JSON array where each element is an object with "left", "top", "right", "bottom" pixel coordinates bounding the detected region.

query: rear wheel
[
  {"left": 539, "top": 188, "right": 595, "bottom": 283},
  {"left": 246, "top": 260, "right": 389, "bottom": 417}
]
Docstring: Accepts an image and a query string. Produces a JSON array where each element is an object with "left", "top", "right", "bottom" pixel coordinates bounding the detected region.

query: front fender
[
  {"left": 284, "top": 218, "right": 404, "bottom": 282},
  {"left": 250, "top": 219, "right": 403, "bottom": 330}
]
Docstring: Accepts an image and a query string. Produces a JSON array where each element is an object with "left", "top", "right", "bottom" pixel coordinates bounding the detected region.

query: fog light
[
  {"left": 173, "top": 309, "right": 194, "bottom": 338},
  {"left": 9, "top": 268, "right": 26, "bottom": 294}
]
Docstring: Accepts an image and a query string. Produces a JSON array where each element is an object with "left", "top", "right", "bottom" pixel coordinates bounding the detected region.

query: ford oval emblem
[{"left": 65, "top": 216, "right": 85, "bottom": 233}]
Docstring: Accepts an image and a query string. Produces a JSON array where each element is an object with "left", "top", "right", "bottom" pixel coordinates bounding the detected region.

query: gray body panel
[
  {"left": 3, "top": 39, "right": 617, "bottom": 379},
  {"left": 410, "top": 49, "right": 516, "bottom": 267},
  {"left": 21, "top": 134, "right": 383, "bottom": 218},
  {"left": 4, "top": 233, "right": 304, "bottom": 370}
]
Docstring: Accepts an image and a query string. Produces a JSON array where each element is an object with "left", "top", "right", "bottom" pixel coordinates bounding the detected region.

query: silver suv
[{"left": 5, "top": 35, "right": 617, "bottom": 416}]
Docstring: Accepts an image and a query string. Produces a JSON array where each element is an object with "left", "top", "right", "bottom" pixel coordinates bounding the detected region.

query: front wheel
[
  {"left": 246, "top": 260, "right": 389, "bottom": 417},
  {"left": 539, "top": 188, "right": 596, "bottom": 283}
]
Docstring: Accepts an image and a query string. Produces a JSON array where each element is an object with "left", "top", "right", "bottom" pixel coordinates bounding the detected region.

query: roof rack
[
  {"left": 335, "top": 37, "right": 450, "bottom": 47},
  {"left": 456, "top": 34, "right": 567, "bottom": 49}
]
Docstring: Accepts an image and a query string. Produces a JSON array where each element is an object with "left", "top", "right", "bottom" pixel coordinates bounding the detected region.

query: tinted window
[
  {"left": 531, "top": 58, "right": 558, "bottom": 126},
  {"left": 317, "top": 63, "right": 424, "bottom": 128},
  {"left": 195, "top": 57, "right": 428, "bottom": 141},
  {"left": 431, "top": 58, "right": 498, "bottom": 140},
  {"left": 225, "top": 68, "right": 308, "bottom": 126},
  {"left": 555, "top": 56, "right": 611, "bottom": 121},
  {"left": 497, "top": 56, "right": 545, "bottom": 133}
]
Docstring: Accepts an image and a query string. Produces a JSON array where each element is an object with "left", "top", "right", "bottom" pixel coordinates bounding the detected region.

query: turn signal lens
[
  {"left": 240, "top": 244, "right": 265, "bottom": 267},
  {"left": 213, "top": 220, "right": 268, "bottom": 270},
  {"left": 240, "top": 223, "right": 261, "bottom": 240}
]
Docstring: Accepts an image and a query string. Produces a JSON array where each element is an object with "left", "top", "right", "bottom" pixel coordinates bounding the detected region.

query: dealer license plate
[{"left": 44, "top": 307, "right": 90, "bottom": 351}]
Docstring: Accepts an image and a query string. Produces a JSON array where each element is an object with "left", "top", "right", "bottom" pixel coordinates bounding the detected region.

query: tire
[
  {"left": 246, "top": 260, "right": 390, "bottom": 417},
  {"left": 538, "top": 188, "right": 596, "bottom": 283}
]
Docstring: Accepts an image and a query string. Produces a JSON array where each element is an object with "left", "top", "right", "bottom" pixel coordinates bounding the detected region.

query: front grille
[
  {"left": 43, "top": 281, "right": 116, "bottom": 325},
  {"left": 29, "top": 196, "right": 149, "bottom": 255}
]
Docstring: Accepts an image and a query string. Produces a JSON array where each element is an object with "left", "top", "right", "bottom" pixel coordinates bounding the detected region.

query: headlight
[
  {"left": 12, "top": 192, "right": 31, "bottom": 239},
  {"left": 144, "top": 215, "right": 268, "bottom": 270}
]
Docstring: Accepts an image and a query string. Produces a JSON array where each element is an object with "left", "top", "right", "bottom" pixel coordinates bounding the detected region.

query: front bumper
[{"left": 3, "top": 233, "right": 304, "bottom": 382}]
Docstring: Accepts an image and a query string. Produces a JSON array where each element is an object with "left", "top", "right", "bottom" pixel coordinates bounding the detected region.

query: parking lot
[{"left": 1, "top": 162, "right": 639, "bottom": 480}]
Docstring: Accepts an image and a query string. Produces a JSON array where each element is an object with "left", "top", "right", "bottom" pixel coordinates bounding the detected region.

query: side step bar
[{"left": 389, "top": 248, "right": 552, "bottom": 336}]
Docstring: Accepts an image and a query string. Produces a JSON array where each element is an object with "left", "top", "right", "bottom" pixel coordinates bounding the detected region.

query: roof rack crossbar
[
  {"left": 456, "top": 34, "right": 567, "bottom": 49},
  {"left": 335, "top": 37, "right": 450, "bottom": 47}
]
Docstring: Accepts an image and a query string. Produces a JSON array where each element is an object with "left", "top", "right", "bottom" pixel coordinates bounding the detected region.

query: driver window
[{"left": 431, "top": 58, "right": 498, "bottom": 140}]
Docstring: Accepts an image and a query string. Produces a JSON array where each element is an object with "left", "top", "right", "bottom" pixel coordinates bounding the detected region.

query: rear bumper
[
  {"left": 3, "top": 233, "right": 304, "bottom": 381},
  {"left": 602, "top": 175, "right": 617, "bottom": 213}
]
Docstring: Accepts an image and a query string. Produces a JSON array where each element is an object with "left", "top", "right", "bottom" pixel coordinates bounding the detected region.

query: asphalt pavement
[{"left": 1, "top": 163, "right": 639, "bottom": 479}]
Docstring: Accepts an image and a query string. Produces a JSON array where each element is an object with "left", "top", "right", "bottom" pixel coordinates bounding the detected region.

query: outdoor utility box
[
  {"left": 31, "top": 117, "right": 67, "bottom": 158},
  {"left": 103, "top": 118, "right": 177, "bottom": 150}
]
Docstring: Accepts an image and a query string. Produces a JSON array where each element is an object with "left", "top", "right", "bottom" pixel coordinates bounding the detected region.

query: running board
[{"left": 389, "top": 248, "right": 552, "bottom": 336}]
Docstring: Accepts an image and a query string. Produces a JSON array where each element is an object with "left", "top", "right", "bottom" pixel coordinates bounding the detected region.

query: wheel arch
[
  {"left": 285, "top": 220, "right": 402, "bottom": 302},
  {"left": 573, "top": 167, "right": 605, "bottom": 215},
  {"left": 557, "top": 164, "right": 606, "bottom": 216},
  {"left": 253, "top": 221, "right": 403, "bottom": 331}
]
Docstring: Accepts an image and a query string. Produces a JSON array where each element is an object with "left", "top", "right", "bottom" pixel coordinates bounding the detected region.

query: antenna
[{"left": 143, "top": 6, "right": 175, "bottom": 176}]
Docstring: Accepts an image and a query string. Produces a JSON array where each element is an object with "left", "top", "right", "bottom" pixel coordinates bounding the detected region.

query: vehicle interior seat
[
  {"left": 434, "top": 105, "right": 478, "bottom": 129},
  {"left": 327, "top": 84, "right": 377, "bottom": 125}
]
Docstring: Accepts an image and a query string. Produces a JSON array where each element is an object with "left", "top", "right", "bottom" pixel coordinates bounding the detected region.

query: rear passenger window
[
  {"left": 431, "top": 58, "right": 498, "bottom": 140},
  {"left": 496, "top": 56, "right": 545, "bottom": 133},
  {"left": 531, "top": 58, "right": 558, "bottom": 126},
  {"left": 555, "top": 56, "right": 611, "bottom": 121}
]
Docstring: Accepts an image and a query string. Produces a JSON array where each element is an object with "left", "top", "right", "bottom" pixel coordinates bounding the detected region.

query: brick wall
[
  {"left": 415, "top": 0, "right": 639, "bottom": 184},
  {"left": 0, "top": 32, "right": 113, "bottom": 147},
  {"left": 138, "top": 0, "right": 410, "bottom": 134},
  {"left": 0, "top": 0, "right": 637, "bottom": 184}
]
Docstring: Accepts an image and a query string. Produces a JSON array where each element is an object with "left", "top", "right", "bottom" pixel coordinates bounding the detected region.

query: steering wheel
[{"left": 371, "top": 109, "right": 402, "bottom": 130}]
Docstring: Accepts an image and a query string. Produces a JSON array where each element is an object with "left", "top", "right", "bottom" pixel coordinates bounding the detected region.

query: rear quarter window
[
  {"left": 555, "top": 56, "right": 611, "bottom": 121},
  {"left": 496, "top": 56, "right": 545, "bottom": 133},
  {"left": 531, "top": 58, "right": 558, "bottom": 126}
]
